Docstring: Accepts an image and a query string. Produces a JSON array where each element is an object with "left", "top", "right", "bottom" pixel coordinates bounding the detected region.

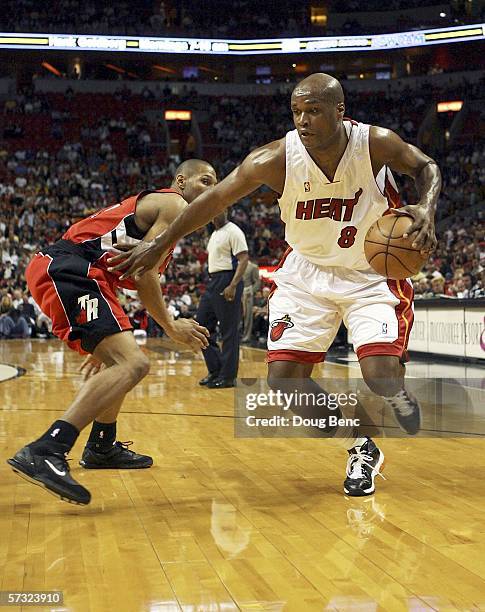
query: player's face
[
  {"left": 291, "top": 94, "right": 343, "bottom": 150},
  {"left": 184, "top": 168, "right": 218, "bottom": 202}
]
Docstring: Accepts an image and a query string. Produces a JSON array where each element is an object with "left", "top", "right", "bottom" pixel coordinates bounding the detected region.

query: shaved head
[
  {"left": 290, "top": 73, "right": 346, "bottom": 151},
  {"left": 292, "top": 73, "right": 344, "bottom": 105},
  {"left": 172, "top": 157, "right": 217, "bottom": 203},
  {"left": 174, "top": 158, "right": 215, "bottom": 178}
]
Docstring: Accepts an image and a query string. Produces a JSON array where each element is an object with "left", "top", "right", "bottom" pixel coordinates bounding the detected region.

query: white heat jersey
[{"left": 278, "top": 119, "right": 401, "bottom": 270}]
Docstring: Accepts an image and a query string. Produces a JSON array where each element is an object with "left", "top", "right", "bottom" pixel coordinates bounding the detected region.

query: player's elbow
[
  {"left": 134, "top": 269, "right": 160, "bottom": 291},
  {"left": 415, "top": 158, "right": 441, "bottom": 183}
]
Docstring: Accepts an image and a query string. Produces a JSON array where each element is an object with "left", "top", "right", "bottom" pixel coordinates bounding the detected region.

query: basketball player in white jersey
[{"left": 109, "top": 74, "right": 441, "bottom": 497}]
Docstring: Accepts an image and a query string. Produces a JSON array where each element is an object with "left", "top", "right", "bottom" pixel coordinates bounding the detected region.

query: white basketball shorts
[{"left": 267, "top": 248, "right": 414, "bottom": 364}]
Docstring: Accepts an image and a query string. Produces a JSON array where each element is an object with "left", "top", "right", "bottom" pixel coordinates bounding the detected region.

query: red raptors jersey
[{"left": 62, "top": 188, "right": 177, "bottom": 289}]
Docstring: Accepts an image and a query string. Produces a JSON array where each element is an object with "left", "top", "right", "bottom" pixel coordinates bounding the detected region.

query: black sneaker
[
  {"left": 207, "top": 377, "right": 235, "bottom": 389},
  {"left": 79, "top": 441, "right": 153, "bottom": 469},
  {"left": 7, "top": 444, "right": 91, "bottom": 505},
  {"left": 199, "top": 372, "right": 220, "bottom": 386},
  {"left": 384, "top": 389, "right": 421, "bottom": 435},
  {"left": 344, "top": 438, "right": 385, "bottom": 497}
]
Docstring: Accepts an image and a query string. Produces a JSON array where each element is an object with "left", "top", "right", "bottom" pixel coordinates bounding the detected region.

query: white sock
[
  {"left": 333, "top": 425, "right": 367, "bottom": 450},
  {"left": 348, "top": 436, "right": 368, "bottom": 450},
  {"left": 384, "top": 388, "right": 407, "bottom": 402}
]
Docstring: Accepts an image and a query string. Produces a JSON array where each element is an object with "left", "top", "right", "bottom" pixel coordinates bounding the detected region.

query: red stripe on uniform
[
  {"left": 266, "top": 349, "right": 326, "bottom": 364},
  {"left": 268, "top": 246, "right": 292, "bottom": 301},
  {"left": 275, "top": 246, "right": 293, "bottom": 271},
  {"left": 384, "top": 169, "right": 402, "bottom": 211},
  {"left": 356, "top": 279, "right": 414, "bottom": 362},
  {"left": 343, "top": 116, "right": 359, "bottom": 126},
  {"left": 389, "top": 279, "right": 414, "bottom": 351},
  {"left": 25, "top": 253, "right": 81, "bottom": 350}
]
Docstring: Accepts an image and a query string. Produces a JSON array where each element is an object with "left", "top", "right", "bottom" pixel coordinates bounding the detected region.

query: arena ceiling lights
[{"left": 0, "top": 24, "right": 483, "bottom": 55}]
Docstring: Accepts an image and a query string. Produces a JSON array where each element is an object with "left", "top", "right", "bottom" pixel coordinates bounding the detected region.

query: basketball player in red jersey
[
  {"left": 7, "top": 159, "right": 216, "bottom": 505},
  {"left": 109, "top": 74, "right": 441, "bottom": 497}
]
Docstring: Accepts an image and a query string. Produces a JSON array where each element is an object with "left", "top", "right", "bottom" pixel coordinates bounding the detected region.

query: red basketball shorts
[{"left": 26, "top": 243, "right": 132, "bottom": 355}]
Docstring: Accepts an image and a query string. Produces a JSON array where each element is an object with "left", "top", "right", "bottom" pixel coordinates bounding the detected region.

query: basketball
[{"left": 364, "top": 214, "right": 427, "bottom": 279}]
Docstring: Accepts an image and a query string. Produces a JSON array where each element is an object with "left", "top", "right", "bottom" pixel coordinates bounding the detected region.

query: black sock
[
  {"left": 86, "top": 421, "right": 116, "bottom": 452},
  {"left": 33, "top": 420, "right": 80, "bottom": 454}
]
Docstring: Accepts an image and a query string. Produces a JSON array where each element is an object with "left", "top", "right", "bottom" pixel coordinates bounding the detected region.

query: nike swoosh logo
[{"left": 44, "top": 459, "right": 66, "bottom": 477}]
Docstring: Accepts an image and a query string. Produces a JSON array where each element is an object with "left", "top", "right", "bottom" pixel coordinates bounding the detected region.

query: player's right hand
[
  {"left": 107, "top": 237, "right": 166, "bottom": 280},
  {"left": 166, "top": 318, "right": 210, "bottom": 351}
]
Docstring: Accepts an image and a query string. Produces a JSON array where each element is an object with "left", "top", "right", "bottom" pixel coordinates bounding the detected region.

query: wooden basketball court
[{"left": 1, "top": 338, "right": 484, "bottom": 611}]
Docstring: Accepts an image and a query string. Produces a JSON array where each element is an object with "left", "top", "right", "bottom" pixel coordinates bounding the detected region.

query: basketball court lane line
[
  {"left": 0, "top": 406, "right": 238, "bottom": 418},
  {"left": 8, "top": 407, "right": 481, "bottom": 437},
  {"left": 5, "top": 345, "right": 482, "bottom": 430}
]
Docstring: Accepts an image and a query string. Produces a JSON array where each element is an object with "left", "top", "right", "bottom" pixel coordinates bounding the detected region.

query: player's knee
[
  {"left": 125, "top": 354, "right": 150, "bottom": 384},
  {"left": 136, "top": 354, "right": 151, "bottom": 380},
  {"left": 267, "top": 361, "right": 305, "bottom": 390},
  {"left": 267, "top": 372, "right": 282, "bottom": 392},
  {"left": 267, "top": 368, "right": 293, "bottom": 392},
  {"left": 360, "top": 356, "right": 402, "bottom": 397}
]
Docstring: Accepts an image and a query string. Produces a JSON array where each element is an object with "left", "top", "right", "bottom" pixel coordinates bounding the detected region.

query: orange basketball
[{"left": 364, "top": 214, "right": 427, "bottom": 279}]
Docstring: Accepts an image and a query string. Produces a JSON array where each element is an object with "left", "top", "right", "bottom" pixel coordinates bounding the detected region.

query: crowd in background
[
  {"left": 0, "top": 81, "right": 484, "bottom": 342},
  {"left": 0, "top": 0, "right": 477, "bottom": 39}
]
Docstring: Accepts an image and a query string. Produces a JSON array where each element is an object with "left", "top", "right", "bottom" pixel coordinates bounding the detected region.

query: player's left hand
[
  {"left": 221, "top": 284, "right": 236, "bottom": 302},
  {"left": 166, "top": 318, "right": 210, "bottom": 351},
  {"left": 393, "top": 204, "right": 437, "bottom": 254},
  {"left": 79, "top": 355, "right": 105, "bottom": 381}
]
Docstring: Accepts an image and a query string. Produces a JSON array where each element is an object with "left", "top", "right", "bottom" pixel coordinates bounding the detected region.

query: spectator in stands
[
  {"left": 462, "top": 273, "right": 476, "bottom": 298},
  {"left": 0, "top": 0, "right": 469, "bottom": 37},
  {"left": 430, "top": 275, "right": 446, "bottom": 298},
  {"left": 0, "top": 295, "right": 29, "bottom": 339},
  {"left": 252, "top": 286, "right": 271, "bottom": 345},
  {"left": 186, "top": 276, "right": 200, "bottom": 301},
  {"left": 18, "top": 293, "right": 37, "bottom": 335},
  {"left": 241, "top": 258, "right": 261, "bottom": 343},
  {"left": 0, "top": 84, "right": 483, "bottom": 353}
]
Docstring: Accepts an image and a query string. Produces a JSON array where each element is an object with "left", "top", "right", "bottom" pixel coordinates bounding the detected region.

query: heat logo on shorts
[{"left": 270, "top": 314, "right": 294, "bottom": 342}]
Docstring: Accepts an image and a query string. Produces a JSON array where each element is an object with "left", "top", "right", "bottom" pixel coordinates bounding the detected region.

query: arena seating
[
  {"left": 0, "top": 0, "right": 476, "bottom": 38},
  {"left": 1, "top": 81, "right": 483, "bottom": 341}
]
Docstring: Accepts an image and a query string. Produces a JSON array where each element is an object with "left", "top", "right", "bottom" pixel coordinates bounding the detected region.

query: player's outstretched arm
[
  {"left": 108, "top": 140, "right": 284, "bottom": 280},
  {"left": 135, "top": 271, "right": 209, "bottom": 351},
  {"left": 370, "top": 126, "right": 442, "bottom": 254},
  {"left": 131, "top": 208, "right": 209, "bottom": 351}
]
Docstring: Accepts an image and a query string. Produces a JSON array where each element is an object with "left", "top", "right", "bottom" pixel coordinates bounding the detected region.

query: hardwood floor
[{"left": 1, "top": 338, "right": 484, "bottom": 611}]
